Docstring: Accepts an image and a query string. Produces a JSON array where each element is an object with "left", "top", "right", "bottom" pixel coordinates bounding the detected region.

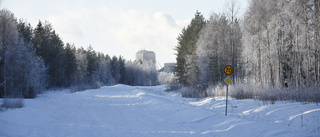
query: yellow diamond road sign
[{"left": 224, "top": 76, "right": 232, "bottom": 85}]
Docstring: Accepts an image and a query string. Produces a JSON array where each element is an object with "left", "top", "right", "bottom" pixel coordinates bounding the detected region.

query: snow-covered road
[{"left": 1, "top": 85, "right": 319, "bottom": 137}]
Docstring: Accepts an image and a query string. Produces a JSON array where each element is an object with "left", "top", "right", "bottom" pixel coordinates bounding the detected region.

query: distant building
[
  {"left": 164, "top": 63, "right": 175, "bottom": 73},
  {"left": 136, "top": 50, "right": 156, "bottom": 64},
  {"left": 159, "top": 63, "right": 176, "bottom": 73}
]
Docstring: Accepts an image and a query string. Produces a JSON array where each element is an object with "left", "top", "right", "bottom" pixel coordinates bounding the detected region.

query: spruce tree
[
  {"left": 174, "top": 10, "right": 205, "bottom": 86},
  {"left": 118, "top": 56, "right": 126, "bottom": 84},
  {"left": 32, "top": 21, "right": 65, "bottom": 87},
  {"left": 63, "top": 43, "right": 77, "bottom": 87}
]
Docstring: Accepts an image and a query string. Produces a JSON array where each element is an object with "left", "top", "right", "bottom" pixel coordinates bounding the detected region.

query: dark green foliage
[
  {"left": 17, "top": 19, "right": 33, "bottom": 43},
  {"left": 63, "top": 43, "right": 77, "bottom": 87},
  {"left": 86, "top": 46, "right": 98, "bottom": 77},
  {"left": 111, "top": 56, "right": 120, "bottom": 83},
  {"left": 174, "top": 11, "right": 205, "bottom": 85},
  {"left": 33, "top": 21, "right": 65, "bottom": 87},
  {"left": 118, "top": 56, "right": 126, "bottom": 84}
]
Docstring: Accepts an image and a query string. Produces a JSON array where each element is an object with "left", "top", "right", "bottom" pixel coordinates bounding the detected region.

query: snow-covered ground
[{"left": 0, "top": 84, "right": 319, "bottom": 137}]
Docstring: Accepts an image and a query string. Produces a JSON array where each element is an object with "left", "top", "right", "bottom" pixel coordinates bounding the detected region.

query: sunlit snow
[{"left": 1, "top": 85, "right": 319, "bottom": 137}]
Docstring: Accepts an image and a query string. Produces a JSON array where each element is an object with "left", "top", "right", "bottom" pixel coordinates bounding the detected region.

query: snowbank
[{"left": 0, "top": 85, "right": 319, "bottom": 137}]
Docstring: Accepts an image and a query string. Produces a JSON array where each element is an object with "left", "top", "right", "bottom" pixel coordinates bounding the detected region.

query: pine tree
[
  {"left": 86, "top": 46, "right": 97, "bottom": 77},
  {"left": 118, "top": 56, "right": 126, "bottom": 84},
  {"left": 63, "top": 43, "right": 77, "bottom": 87},
  {"left": 175, "top": 10, "right": 205, "bottom": 86},
  {"left": 32, "top": 21, "right": 65, "bottom": 88},
  {"left": 111, "top": 56, "right": 120, "bottom": 84}
]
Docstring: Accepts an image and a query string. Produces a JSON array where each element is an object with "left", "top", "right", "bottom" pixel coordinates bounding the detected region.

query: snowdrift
[{"left": 0, "top": 85, "right": 319, "bottom": 137}]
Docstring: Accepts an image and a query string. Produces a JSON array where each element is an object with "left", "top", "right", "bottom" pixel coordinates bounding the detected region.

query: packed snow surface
[{"left": 1, "top": 84, "right": 319, "bottom": 137}]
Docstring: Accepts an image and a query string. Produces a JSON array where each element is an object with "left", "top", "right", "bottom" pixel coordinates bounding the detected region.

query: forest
[
  {"left": 0, "top": 9, "right": 158, "bottom": 99},
  {"left": 174, "top": 0, "right": 320, "bottom": 102}
]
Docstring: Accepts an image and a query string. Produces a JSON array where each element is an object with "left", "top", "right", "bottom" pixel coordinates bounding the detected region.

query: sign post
[{"left": 223, "top": 65, "right": 233, "bottom": 116}]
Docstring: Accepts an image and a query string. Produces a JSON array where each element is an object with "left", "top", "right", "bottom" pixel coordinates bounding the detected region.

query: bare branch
[{"left": 225, "top": 0, "right": 241, "bottom": 22}]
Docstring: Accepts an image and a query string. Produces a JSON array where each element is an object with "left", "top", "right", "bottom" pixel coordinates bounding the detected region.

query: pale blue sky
[{"left": 1, "top": 0, "right": 248, "bottom": 66}]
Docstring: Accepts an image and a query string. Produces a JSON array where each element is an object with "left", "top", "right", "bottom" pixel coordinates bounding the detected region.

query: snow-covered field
[{"left": 1, "top": 85, "right": 319, "bottom": 137}]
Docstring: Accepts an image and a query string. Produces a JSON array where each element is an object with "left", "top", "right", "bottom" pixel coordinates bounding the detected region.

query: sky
[{"left": 1, "top": 0, "right": 248, "bottom": 67}]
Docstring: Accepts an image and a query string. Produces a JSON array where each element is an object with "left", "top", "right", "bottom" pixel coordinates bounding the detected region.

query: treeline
[
  {"left": 0, "top": 9, "right": 157, "bottom": 98},
  {"left": 174, "top": 0, "right": 320, "bottom": 102},
  {"left": 175, "top": 9, "right": 242, "bottom": 98},
  {"left": 243, "top": 0, "right": 320, "bottom": 90}
]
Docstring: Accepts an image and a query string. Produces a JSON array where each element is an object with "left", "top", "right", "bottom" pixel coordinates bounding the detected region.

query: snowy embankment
[{"left": 0, "top": 85, "right": 319, "bottom": 137}]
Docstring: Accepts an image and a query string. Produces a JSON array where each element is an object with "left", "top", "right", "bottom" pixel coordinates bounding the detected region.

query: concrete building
[
  {"left": 158, "top": 63, "right": 176, "bottom": 73},
  {"left": 163, "top": 63, "right": 175, "bottom": 73},
  {"left": 135, "top": 50, "right": 156, "bottom": 64}
]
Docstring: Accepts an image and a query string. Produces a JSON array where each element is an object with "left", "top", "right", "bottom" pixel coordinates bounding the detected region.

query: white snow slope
[{"left": 1, "top": 84, "right": 320, "bottom": 137}]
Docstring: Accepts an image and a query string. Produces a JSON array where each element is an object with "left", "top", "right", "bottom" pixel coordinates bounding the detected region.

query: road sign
[
  {"left": 224, "top": 65, "right": 233, "bottom": 75},
  {"left": 223, "top": 76, "right": 232, "bottom": 116},
  {"left": 224, "top": 76, "right": 232, "bottom": 85}
]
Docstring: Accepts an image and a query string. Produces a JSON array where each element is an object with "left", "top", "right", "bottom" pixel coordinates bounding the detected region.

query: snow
[{"left": 1, "top": 84, "right": 319, "bottom": 137}]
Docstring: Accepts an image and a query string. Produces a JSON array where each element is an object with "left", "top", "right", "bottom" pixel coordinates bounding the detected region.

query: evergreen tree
[
  {"left": 17, "top": 19, "right": 33, "bottom": 43},
  {"left": 118, "top": 56, "right": 126, "bottom": 84},
  {"left": 63, "top": 43, "right": 77, "bottom": 87},
  {"left": 174, "top": 10, "right": 205, "bottom": 86},
  {"left": 111, "top": 56, "right": 120, "bottom": 84},
  {"left": 48, "top": 30, "right": 65, "bottom": 87},
  {"left": 96, "top": 53, "right": 112, "bottom": 85},
  {"left": 32, "top": 21, "right": 65, "bottom": 88},
  {"left": 86, "top": 45, "right": 98, "bottom": 77}
]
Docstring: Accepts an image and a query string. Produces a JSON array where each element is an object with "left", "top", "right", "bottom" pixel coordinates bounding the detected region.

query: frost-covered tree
[
  {"left": 196, "top": 13, "right": 222, "bottom": 88},
  {"left": 0, "top": 9, "right": 17, "bottom": 97},
  {"left": 195, "top": 13, "right": 241, "bottom": 90},
  {"left": 226, "top": 0, "right": 242, "bottom": 84},
  {"left": 158, "top": 72, "right": 175, "bottom": 85},
  {"left": 242, "top": 0, "right": 320, "bottom": 90},
  {"left": 96, "top": 53, "right": 113, "bottom": 85},
  {"left": 74, "top": 47, "right": 88, "bottom": 87},
  {"left": 124, "top": 61, "right": 157, "bottom": 86},
  {"left": 73, "top": 47, "right": 116, "bottom": 90},
  {"left": 0, "top": 9, "right": 46, "bottom": 98}
]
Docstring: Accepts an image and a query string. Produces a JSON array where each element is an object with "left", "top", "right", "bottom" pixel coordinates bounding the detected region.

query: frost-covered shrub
[
  {"left": 204, "top": 81, "right": 319, "bottom": 103},
  {"left": 165, "top": 83, "right": 181, "bottom": 92},
  {"left": 180, "top": 87, "right": 194, "bottom": 98},
  {"left": 158, "top": 72, "right": 176, "bottom": 85},
  {"left": 291, "top": 87, "right": 320, "bottom": 103},
  {"left": 1, "top": 98, "right": 24, "bottom": 110},
  {"left": 227, "top": 82, "right": 320, "bottom": 103},
  {"left": 124, "top": 61, "right": 158, "bottom": 86},
  {"left": 206, "top": 83, "right": 226, "bottom": 97},
  {"left": 180, "top": 86, "right": 207, "bottom": 98},
  {"left": 229, "top": 84, "right": 254, "bottom": 99}
]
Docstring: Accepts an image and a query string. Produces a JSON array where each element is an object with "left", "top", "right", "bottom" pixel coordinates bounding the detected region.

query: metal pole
[{"left": 225, "top": 85, "right": 228, "bottom": 116}]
